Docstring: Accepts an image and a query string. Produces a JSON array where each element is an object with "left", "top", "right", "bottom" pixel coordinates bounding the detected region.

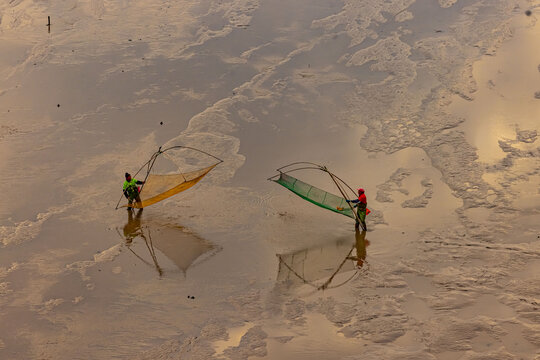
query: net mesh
[
  {"left": 277, "top": 241, "right": 356, "bottom": 285},
  {"left": 121, "top": 164, "right": 217, "bottom": 209},
  {"left": 273, "top": 173, "right": 355, "bottom": 219}
]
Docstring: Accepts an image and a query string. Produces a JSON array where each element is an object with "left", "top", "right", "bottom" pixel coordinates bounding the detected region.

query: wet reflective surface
[
  {"left": 122, "top": 209, "right": 218, "bottom": 277},
  {"left": 1, "top": 0, "right": 539, "bottom": 359},
  {"left": 276, "top": 230, "right": 369, "bottom": 291}
]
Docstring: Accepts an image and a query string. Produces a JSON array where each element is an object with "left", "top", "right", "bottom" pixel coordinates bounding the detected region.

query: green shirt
[
  {"left": 123, "top": 178, "right": 139, "bottom": 191},
  {"left": 123, "top": 179, "right": 140, "bottom": 199}
]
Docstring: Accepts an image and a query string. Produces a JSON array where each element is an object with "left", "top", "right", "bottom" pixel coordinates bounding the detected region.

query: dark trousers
[{"left": 128, "top": 191, "right": 142, "bottom": 208}]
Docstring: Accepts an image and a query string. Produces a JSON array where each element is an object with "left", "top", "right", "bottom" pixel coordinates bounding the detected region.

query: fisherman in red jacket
[{"left": 347, "top": 188, "right": 367, "bottom": 231}]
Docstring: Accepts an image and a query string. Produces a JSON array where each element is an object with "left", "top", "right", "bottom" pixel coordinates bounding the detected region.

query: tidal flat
[{"left": 0, "top": 0, "right": 539, "bottom": 359}]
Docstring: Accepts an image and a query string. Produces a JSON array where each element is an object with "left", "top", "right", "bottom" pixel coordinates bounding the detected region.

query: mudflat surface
[{"left": 0, "top": 0, "right": 539, "bottom": 359}]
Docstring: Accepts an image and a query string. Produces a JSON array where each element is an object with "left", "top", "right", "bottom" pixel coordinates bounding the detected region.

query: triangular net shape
[
  {"left": 151, "top": 227, "right": 215, "bottom": 273},
  {"left": 120, "top": 163, "right": 217, "bottom": 209},
  {"left": 277, "top": 239, "right": 356, "bottom": 286},
  {"left": 273, "top": 172, "right": 355, "bottom": 219}
]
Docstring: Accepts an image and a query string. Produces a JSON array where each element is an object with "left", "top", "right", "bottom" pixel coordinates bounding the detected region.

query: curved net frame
[
  {"left": 268, "top": 162, "right": 361, "bottom": 224},
  {"left": 116, "top": 146, "right": 222, "bottom": 209}
]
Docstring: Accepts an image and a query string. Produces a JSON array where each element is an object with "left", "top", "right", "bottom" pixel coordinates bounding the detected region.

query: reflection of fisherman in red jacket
[
  {"left": 347, "top": 229, "right": 370, "bottom": 268},
  {"left": 347, "top": 188, "right": 367, "bottom": 231}
]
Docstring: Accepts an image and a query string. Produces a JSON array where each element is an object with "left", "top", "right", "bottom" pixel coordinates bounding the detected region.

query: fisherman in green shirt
[{"left": 123, "top": 172, "right": 145, "bottom": 210}]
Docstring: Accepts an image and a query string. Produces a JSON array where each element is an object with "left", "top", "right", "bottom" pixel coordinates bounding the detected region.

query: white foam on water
[
  {"left": 163, "top": 98, "right": 246, "bottom": 183},
  {"left": 0, "top": 206, "right": 67, "bottom": 247},
  {"left": 312, "top": 0, "right": 416, "bottom": 47},
  {"left": 438, "top": 0, "right": 458, "bottom": 8},
  {"left": 1, "top": 0, "right": 539, "bottom": 359},
  {"left": 0, "top": 0, "right": 261, "bottom": 82}
]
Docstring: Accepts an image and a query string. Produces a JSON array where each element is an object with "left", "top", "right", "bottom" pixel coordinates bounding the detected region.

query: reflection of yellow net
[{"left": 120, "top": 164, "right": 217, "bottom": 209}]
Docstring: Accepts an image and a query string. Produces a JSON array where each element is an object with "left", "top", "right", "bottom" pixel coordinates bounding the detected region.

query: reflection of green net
[
  {"left": 277, "top": 240, "right": 356, "bottom": 285},
  {"left": 273, "top": 173, "right": 355, "bottom": 219}
]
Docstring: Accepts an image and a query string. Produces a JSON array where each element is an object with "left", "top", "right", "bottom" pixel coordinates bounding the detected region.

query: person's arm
[
  {"left": 136, "top": 180, "right": 145, "bottom": 185},
  {"left": 123, "top": 189, "right": 129, "bottom": 199},
  {"left": 346, "top": 199, "right": 359, "bottom": 203}
]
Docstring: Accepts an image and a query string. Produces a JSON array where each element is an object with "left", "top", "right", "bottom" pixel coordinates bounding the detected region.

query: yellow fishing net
[{"left": 120, "top": 164, "right": 217, "bottom": 209}]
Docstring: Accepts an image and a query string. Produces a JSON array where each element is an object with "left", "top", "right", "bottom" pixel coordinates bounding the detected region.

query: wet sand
[{"left": 1, "top": 0, "right": 539, "bottom": 359}]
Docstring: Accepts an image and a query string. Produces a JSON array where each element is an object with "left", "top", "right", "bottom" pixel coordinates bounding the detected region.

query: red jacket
[{"left": 358, "top": 193, "right": 367, "bottom": 204}]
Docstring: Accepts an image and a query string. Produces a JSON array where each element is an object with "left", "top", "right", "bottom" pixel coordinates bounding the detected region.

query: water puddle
[
  {"left": 1, "top": 0, "right": 538, "bottom": 359},
  {"left": 264, "top": 313, "right": 365, "bottom": 360},
  {"left": 212, "top": 322, "right": 254, "bottom": 356},
  {"left": 275, "top": 231, "right": 368, "bottom": 291},
  {"left": 451, "top": 16, "right": 540, "bottom": 164}
]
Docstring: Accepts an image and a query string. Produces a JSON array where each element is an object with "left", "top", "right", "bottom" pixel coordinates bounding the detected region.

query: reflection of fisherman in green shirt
[
  {"left": 123, "top": 208, "right": 143, "bottom": 244},
  {"left": 123, "top": 172, "right": 145, "bottom": 210},
  {"left": 347, "top": 229, "right": 370, "bottom": 268}
]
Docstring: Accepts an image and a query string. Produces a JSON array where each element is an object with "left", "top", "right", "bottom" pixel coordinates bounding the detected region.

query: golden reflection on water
[
  {"left": 121, "top": 209, "right": 217, "bottom": 277},
  {"left": 347, "top": 229, "right": 370, "bottom": 269},
  {"left": 276, "top": 230, "right": 369, "bottom": 291},
  {"left": 212, "top": 322, "right": 254, "bottom": 356},
  {"left": 451, "top": 17, "right": 540, "bottom": 163}
]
